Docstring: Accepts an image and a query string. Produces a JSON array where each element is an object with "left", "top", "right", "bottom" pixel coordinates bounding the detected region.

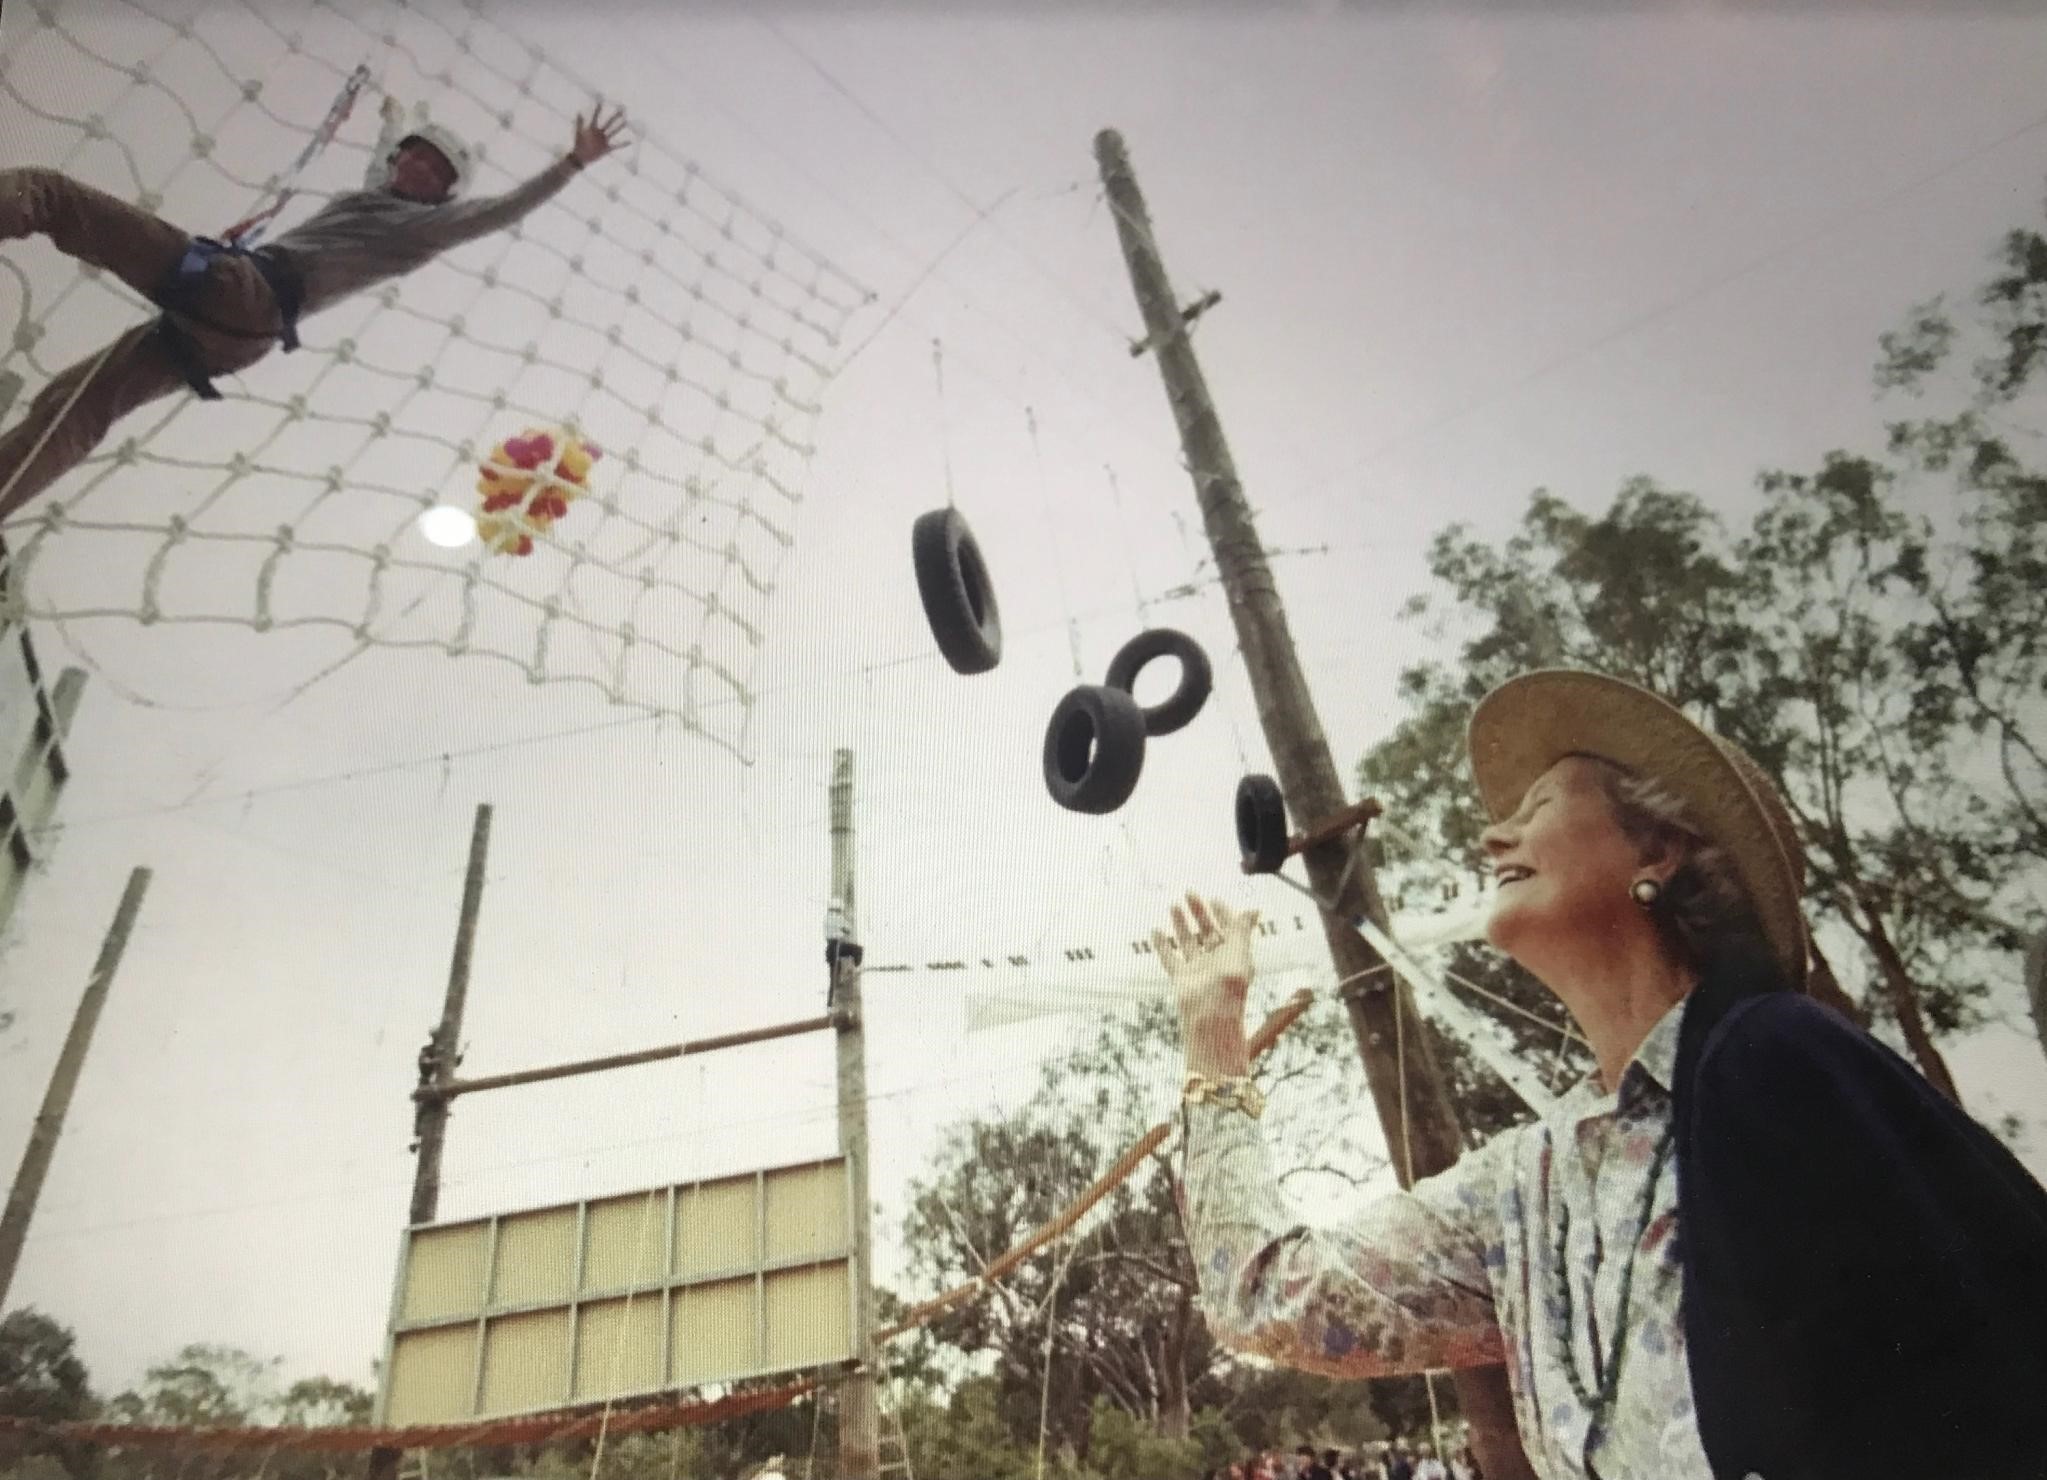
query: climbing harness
[
  {"left": 146, "top": 61, "right": 368, "bottom": 398},
  {"left": 150, "top": 237, "right": 306, "bottom": 400}
]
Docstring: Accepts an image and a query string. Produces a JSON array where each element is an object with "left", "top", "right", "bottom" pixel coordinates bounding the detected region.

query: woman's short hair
[{"left": 1574, "top": 753, "right": 1778, "bottom": 977}]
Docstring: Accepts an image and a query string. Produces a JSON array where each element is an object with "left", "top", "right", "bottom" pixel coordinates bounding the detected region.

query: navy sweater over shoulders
[{"left": 1672, "top": 962, "right": 2047, "bottom": 1480}]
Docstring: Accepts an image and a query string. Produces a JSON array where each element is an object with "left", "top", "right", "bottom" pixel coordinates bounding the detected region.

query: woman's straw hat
[{"left": 1467, "top": 669, "right": 1808, "bottom": 988}]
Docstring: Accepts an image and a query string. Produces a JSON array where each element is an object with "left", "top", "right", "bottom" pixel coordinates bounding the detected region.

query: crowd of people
[{"left": 1206, "top": 1439, "right": 1482, "bottom": 1480}]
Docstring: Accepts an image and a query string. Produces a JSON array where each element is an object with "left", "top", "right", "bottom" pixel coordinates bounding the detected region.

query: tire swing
[
  {"left": 1042, "top": 629, "right": 1214, "bottom": 815},
  {"left": 1103, "top": 628, "right": 1212, "bottom": 737},
  {"left": 1236, "top": 773, "right": 1290, "bottom": 873},
  {"left": 912, "top": 507, "right": 1002, "bottom": 675},
  {"left": 1043, "top": 685, "right": 1148, "bottom": 815}
]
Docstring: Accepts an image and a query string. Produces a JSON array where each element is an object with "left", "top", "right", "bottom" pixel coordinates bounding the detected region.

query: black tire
[
  {"left": 1043, "top": 685, "right": 1148, "bottom": 815},
  {"left": 1103, "top": 627, "right": 1213, "bottom": 737},
  {"left": 1236, "top": 773, "right": 1289, "bottom": 873},
  {"left": 912, "top": 508, "right": 1002, "bottom": 675}
]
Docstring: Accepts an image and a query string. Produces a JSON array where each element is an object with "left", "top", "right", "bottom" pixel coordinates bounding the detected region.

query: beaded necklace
[{"left": 1544, "top": 1119, "right": 1678, "bottom": 1431}]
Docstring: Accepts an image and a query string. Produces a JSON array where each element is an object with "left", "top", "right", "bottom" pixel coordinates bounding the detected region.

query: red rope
[{"left": 0, "top": 1375, "right": 825, "bottom": 1455}]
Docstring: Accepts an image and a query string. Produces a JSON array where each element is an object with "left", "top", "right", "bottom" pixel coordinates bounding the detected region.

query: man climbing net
[{"left": 0, "top": 91, "right": 630, "bottom": 521}]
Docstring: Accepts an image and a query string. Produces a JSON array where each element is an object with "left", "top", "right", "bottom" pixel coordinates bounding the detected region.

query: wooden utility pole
[
  {"left": 0, "top": 865, "right": 150, "bottom": 1308},
  {"left": 1095, "top": 129, "right": 1535, "bottom": 1479},
  {"left": 409, "top": 802, "right": 492, "bottom": 1225},
  {"left": 830, "top": 750, "right": 881, "bottom": 1480},
  {"left": 368, "top": 804, "right": 492, "bottom": 1480}
]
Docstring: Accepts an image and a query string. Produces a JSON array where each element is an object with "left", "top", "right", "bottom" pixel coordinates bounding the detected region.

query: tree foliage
[
  {"left": 0, "top": 1310, "right": 97, "bottom": 1480},
  {"left": 1358, "top": 195, "right": 2047, "bottom": 1096},
  {"left": 898, "top": 1013, "right": 1230, "bottom": 1457},
  {"left": 898, "top": 990, "right": 1413, "bottom": 1467}
]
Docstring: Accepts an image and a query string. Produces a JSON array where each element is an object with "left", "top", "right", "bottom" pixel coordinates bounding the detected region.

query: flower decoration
[{"left": 473, "top": 427, "right": 604, "bottom": 556}]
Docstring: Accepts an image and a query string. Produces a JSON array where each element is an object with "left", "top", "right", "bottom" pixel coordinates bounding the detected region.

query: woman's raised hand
[{"left": 1154, "top": 892, "right": 1261, "bottom": 1075}]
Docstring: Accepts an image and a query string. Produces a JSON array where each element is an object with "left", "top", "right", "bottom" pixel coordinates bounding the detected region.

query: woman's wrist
[{"left": 1181, "top": 1013, "right": 1251, "bottom": 1079}]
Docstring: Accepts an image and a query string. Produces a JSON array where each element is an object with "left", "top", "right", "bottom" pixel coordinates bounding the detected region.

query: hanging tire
[
  {"left": 1103, "top": 627, "right": 1212, "bottom": 737},
  {"left": 1236, "top": 773, "right": 1289, "bottom": 873},
  {"left": 912, "top": 507, "right": 1002, "bottom": 675},
  {"left": 1043, "top": 685, "right": 1147, "bottom": 815}
]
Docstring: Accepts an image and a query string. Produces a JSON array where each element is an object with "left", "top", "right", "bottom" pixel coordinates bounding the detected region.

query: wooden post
[
  {"left": 1094, "top": 128, "right": 1536, "bottom": 1480},
  {"left": 409, "top": 802, "right": 493, "bottom": 1226},
  {"left": 0, "top": 866, "right": 151, "bottom": 1307},
  {"left": 830, "top": 751, "right": 881, "bottom": 1480},
  {"left": 367, "top": 803, "right": 492, "bottom": 1480}
]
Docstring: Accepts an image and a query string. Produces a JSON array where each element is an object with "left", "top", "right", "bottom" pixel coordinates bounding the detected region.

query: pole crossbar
[{"left": 419, "top": 1014, "right": 837, "bottom": 1102}]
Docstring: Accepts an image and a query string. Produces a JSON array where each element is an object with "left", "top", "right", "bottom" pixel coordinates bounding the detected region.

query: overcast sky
[{"left": 3, "top": 0, "right": 2046, "bottom": 1404}]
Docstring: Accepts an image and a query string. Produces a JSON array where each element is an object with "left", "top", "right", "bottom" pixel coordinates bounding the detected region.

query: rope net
[{"left": 1, "top": 0, "right": 873, "bottom": 754}]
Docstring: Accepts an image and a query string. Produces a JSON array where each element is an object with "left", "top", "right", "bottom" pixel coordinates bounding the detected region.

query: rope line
[
  {"left": 1023, "top": 404, "right": 1084, "bottom": 680},
  {"left": 1394, "top": 940, "right": 1414, "bottom": 1186},
  {"left": 585, "top": 1187, "right": 667, "bottom": 1480},
  {"left": 932, "top": 338, "right": 954, "bottom": 509}
]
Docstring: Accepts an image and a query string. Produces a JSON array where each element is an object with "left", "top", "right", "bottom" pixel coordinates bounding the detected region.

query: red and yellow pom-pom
[{"left": 473, "top": 427, "right": 604, "bottom": 556}]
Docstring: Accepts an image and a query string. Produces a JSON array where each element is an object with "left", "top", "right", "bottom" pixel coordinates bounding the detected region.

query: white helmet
[{"left": 392, "top": 122, "right": 471, "bottom": 195}]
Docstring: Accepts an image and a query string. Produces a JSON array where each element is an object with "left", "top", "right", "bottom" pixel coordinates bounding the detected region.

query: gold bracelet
[{"left": 1182, "top": 1073, "right": 1265, "bottom": 1119}]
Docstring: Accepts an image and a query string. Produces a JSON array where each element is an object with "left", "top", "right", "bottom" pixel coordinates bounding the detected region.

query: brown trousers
[{"left": 0, "top": 167, "right": 284, "bottom": 521}]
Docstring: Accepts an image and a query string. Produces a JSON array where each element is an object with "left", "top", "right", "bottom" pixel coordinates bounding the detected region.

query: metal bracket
[{"left": 1128, "top": 288, "right": 1224, "bottom": 358}]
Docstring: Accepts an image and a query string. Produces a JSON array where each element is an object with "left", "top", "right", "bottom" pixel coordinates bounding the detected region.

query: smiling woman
[
  {"left": 1476, "top": 751, "right": 1763, "bottom": 1092},
  {"left": 1156, "top": 669, "right": 2047, "bottom": 1480}
]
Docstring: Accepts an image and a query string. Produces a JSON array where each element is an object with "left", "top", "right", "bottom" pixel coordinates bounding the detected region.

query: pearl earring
[{"left": 1630, "top": 878, "right": 1662, "bottom": 909}]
